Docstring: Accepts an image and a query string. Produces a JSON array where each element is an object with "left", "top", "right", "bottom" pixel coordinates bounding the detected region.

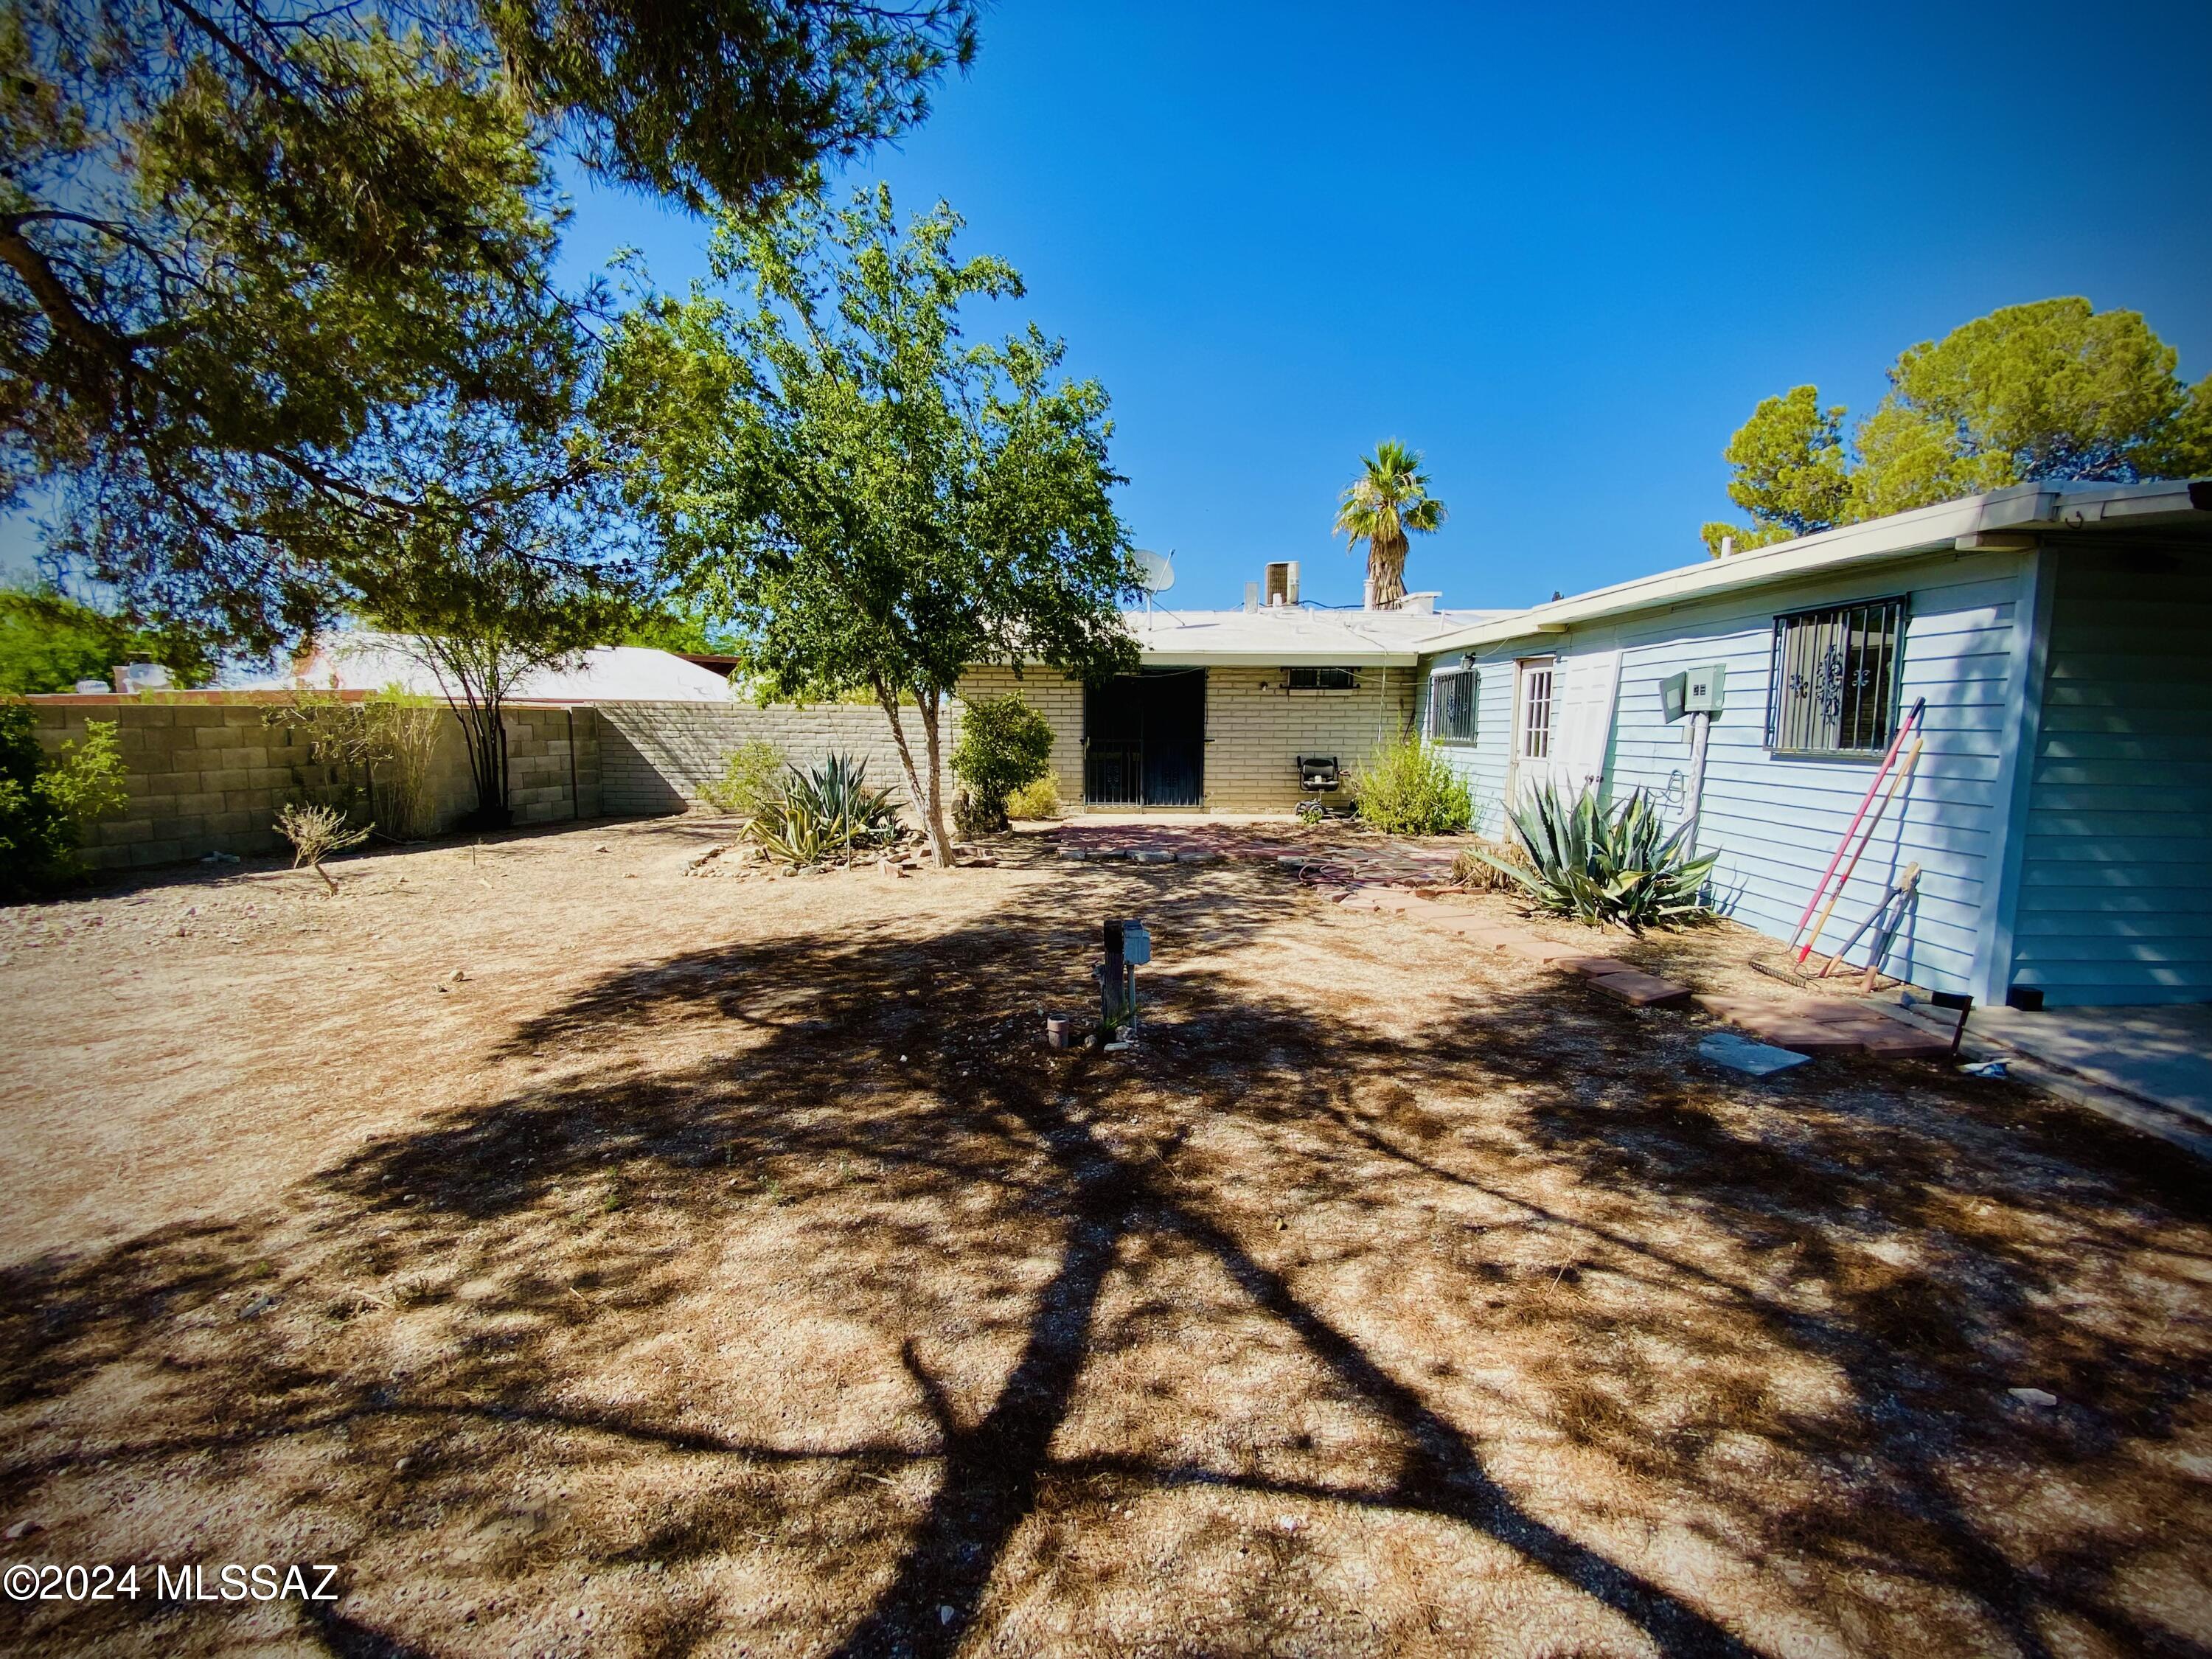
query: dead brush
[{"left": 1451, "top": 839, "right": 1533, "bottom": 894}]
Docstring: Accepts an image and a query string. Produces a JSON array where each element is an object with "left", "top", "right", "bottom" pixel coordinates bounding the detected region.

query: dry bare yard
[{"left": 2, "top": 818, "right": 2208, "bottom": 1658}]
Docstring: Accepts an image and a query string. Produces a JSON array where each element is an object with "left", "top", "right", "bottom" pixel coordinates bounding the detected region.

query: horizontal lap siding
[
  {"left": 1423, "top": 552, "right": 2024, "bottom": 995},
  {"left": 1427, "top": 658, "right": 1514, "bottom": 835},
  {"left": 2012, "top": 552, "right": 2212, "bottom": 1005}
]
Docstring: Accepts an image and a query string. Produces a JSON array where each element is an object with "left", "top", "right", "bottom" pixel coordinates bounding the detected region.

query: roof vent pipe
[
  {"left": 1718, "top": 535, "right": 1736, "bottom": 558},
  {"left": 1243, "top": 581, "right": 1260, "bottom": 613}
]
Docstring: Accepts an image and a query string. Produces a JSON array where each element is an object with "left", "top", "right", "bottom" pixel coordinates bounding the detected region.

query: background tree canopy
[
  {"left": 0, "top": 0, "right": 978, "bottom": 653},
  {"left": 1703, "top": 299, "right": 2212, "bottom": 556},
  {"left": 597, "top": 184, "right": 1139, "bottom": 864},
  {"left": 0, "top": 582, "right": 216, "bottom": 694}
]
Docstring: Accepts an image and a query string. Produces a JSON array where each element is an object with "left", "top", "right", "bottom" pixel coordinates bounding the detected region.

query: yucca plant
[
  {"left": 746, "top": 753, "right": 903, "bottom": 867},
  {"left": 1477, "top": 783, "right": 1717, "bottom": 930}
]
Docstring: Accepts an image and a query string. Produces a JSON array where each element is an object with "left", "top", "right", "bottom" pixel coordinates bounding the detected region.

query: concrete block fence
[
  {"left": 27, "top": 695, "right": 600, "bottom": 872},
  {"left": 27, "top": 665, "right": 1423, "bottom": 873}
]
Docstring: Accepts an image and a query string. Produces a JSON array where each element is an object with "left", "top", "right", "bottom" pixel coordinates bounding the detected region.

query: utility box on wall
[{"left": 1660, "top": 664, "right": 1726, "bottom": 723}]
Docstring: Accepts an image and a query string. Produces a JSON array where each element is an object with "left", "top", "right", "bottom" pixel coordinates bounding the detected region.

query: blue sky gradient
[
  {"left": 9, "top": 0, "right": 2208, "bottom": 615},
  {"left": 557, "top": 0, "right": 2212, "bottom": 611}
]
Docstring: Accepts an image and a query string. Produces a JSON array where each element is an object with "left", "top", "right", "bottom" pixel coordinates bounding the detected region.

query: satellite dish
[{"left": 1133, "top": 549, "right": 1175, "bottom": 594}]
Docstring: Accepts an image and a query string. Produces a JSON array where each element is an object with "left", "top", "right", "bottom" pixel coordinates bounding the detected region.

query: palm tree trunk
[{"left": 1368, "top": 532, "right": 1409, "bottom": 608}]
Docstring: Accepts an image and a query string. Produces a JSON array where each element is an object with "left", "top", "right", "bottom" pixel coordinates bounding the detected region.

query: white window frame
[{"left": 1514, "top": 657, "right": 1556, "bottom": 761}]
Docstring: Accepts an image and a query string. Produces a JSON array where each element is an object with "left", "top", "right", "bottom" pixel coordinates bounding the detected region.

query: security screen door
[{"left": 1083, "top": 669, "right": 1206, "bottom": 807}]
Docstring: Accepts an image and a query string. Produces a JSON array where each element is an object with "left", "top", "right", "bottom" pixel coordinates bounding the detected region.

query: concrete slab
[
  {"left": 1698, "top": 1032, "right": 1812, "bottom": 1077},
  {"left": 1955, "top": 1002, "right": 2212, "bottom": 1130}
]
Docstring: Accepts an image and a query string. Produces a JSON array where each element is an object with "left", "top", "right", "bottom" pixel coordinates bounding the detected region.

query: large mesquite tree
[{"left": 598, "top": 186, "right": 1139, "bottom": 866}]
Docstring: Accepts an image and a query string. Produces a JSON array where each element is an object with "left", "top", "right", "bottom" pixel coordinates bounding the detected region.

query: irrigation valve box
[
  {"left": 1120, "top": 921, "right": 1151, "bottom": 966},
  {"left": 1660, "top": 664, "right": 1727, "bottom": 723}
]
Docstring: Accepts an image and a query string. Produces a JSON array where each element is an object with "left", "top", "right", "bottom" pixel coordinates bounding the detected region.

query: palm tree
[{"left": 1333, "top": 440, "right": 1447, "bottom": 608}]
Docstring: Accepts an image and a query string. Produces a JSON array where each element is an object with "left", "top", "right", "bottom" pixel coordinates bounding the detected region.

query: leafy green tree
[
  {"left": 599, "top": 186, "right": 1139, "bottom": 866},
  {"left": 354, "top": 419, "right": 644, "bottom": 827},
  {"left": 950, "top": 694, "right": 1053, "bottom": 834},
  {"left": 1705, "top": 299, "right": 2212, "bottom": 555},
  {"left": 1, "top": 0, "right": 978, "bottom": 650},
  {"left": 0, "top": 699, "right": 128, "bottom": 897},
  {"left": 0, "top": 582, "right": 215, "bottom": 694},
  {"left": 1333, "top": 440, "right": 1446, "bottom": 607}
]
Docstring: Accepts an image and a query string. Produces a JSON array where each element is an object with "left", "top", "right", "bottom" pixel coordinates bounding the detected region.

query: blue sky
[
  {"left": 552, "top": 0, "right": 2212, "bottom": 612},
  {"left": 9, "top": 0, "right": 2208, "bottom": 613}
]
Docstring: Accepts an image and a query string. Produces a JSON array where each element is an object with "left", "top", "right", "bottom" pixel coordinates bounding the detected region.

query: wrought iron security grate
[{"left": 1767, "top": 598, "right": 1906, "bottom": 756}]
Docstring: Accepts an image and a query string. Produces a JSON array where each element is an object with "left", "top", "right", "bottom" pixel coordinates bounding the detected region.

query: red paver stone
[
  {"left": 1589, "top": 971, "right": 1693, "bottom": 1008},
  {"left": 1855, "top": 1025, "right": 1956, "bottom": 1058},
  {"left": 1553, "top": 955, "right": 1642, "bottom": 979}
]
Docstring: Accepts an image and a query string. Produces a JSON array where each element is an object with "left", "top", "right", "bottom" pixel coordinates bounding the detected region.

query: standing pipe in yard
[{"left": 1786, "top": 696, "right": 1926, "bottom": 953}]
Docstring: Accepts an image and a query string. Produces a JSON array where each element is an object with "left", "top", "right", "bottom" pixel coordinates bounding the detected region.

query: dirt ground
[{"left": 2, "top": 817, "right": 2208, "bottom": 1659}]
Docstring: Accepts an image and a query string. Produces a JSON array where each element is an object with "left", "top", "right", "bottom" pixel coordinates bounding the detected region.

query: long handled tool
[
  {"left": 1857, "top": 867, "right": 1921, "bottom": 994},
  {"left": 1787, "top": 696, "right": 1927, "bottom": 956},
  {"left": 1796, "top": 737, "right": 1924, "bottom": 965},
  {"left": 1811, "top": 860, "right": 1918, "bottom": 984}
]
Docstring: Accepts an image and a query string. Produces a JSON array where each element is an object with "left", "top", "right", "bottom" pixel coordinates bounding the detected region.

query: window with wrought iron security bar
[
  {"left": 1287, "top": 666, "right": 1360, "bottom": 691},
  {"left": 1766, "top": 597, "right": 1907, "bottom": 757},
  {"left": 1515, "top": 659, "right": 1554, "bottom": 759},
  {"left": 1429, "top": 667, "right": 1476, "bottom": 744}
]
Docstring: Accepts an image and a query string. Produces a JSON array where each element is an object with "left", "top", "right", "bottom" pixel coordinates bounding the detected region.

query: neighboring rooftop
[{"left": 259, "top": 634, "right": 738, "bottom": 703}]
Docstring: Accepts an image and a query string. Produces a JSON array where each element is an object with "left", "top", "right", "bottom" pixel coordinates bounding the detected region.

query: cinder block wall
[
  {"left": 29, "top": 697, "right": 598, "bottom": 870},
  {"left": 594, "top": 700, "right": 964, "bottom": 813},
  {"left": 1200, "top": 667, "right": 1418, "bottom": 810},
  {"left": 948, "top": 666, "right": 1419, "bottom": 812}
]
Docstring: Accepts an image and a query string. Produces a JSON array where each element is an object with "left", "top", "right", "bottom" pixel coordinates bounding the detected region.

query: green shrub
[
  {"left": 1478, "top": 783, "right": 1717, "bottom": 931},
  {"left": 1350, "top": 732, "right": 1473, "bottom": 835},
  {"left": 950, "top": 695, "right": 1053, "bottom": 833},
  {"left": 747, "top": 753, "right": 902, "bottom": 867},
  {"left": 1006, "top": 771, "right": 1062, "bottom": 820},
  {"left": 0, "top": 700, "right": 129, "bottom": 899},
  {"left": 700, "top": 739, "right": 788, "bottom": 818}
]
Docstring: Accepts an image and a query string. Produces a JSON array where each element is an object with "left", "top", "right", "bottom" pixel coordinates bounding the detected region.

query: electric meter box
[{"left": 1660, "top": 664, "right": 1726, "bottom": 723}]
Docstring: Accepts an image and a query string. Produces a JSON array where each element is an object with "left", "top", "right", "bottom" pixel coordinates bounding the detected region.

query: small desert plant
[
  {"left": 275, "top": 801, "right": 371, "bottom": 894},
  {"left": 369, "top": 686, "right": 445, "bottom": 840},
  {"left": 950, "top": 695, "right": 1053, "bottom": 834},
  {"left": 747, "top": 753, "right": 902, "bottom": 867},
  {"left": 1478, "top": 783, "right": 1717, "bottom": 931},
  {"left": 700, "top": 739, "right": 787, "bottom": 817},
  {"left": 0, "top": 700, "right": 128, "bottom": 897},
  {"left": 1350, "top": 731, "right": 1473, "bottom": 835},
  {"left": 1006, "top": 771, "right": 1062, "bottom": 820}
]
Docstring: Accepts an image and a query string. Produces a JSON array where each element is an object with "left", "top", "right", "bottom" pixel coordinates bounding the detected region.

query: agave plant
[
  {"left": 1476, "top": 784, "right": 1717, "bottom": 931},
  {"left": 746, "top": 753, "right": 904, "bottom": 867}
]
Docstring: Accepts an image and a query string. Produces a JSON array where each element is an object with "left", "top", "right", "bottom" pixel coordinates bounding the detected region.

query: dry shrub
[
  {"left": 372, "top": 689, "right": 446, "bottom": 839},
  {"left": 274, "top": 801, "right": 369, "bottom": 894},
  {"left": 1453, "top": 838, "right": 1531, "bottom": 892}
]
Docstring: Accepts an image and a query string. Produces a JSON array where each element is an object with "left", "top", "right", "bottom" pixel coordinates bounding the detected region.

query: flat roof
[
  {"left": 1421, "top": 478, "right": 2212, "bottom": 654},
  {"left": 1124, "top": 605, "right": 1517, "bottom": 667}
]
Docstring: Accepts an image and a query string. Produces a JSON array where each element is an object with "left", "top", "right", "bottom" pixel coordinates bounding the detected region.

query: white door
[
  {"left": 1509, "top": 650, "right": 1619, "bottom": 807},
  {"left": 1551, "top": 647, "right": 1622, "bottom": 801}
]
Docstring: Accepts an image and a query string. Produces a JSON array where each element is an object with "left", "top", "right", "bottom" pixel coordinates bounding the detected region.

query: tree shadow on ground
[{"left": 3, "top": 863, "right": 2209, "bottom": 1658}]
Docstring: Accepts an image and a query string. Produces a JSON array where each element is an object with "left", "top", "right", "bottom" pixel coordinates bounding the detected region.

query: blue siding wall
[
  {"left": 1425, "top": 551, "right": 2025, "bottom": 995},
  {"left": 2012, "top": 549, "right": 2212, "bottom": 1005}
]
